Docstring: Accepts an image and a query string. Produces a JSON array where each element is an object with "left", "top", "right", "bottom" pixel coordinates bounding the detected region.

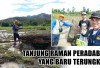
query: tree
[
  {"left": 67, "top": 8, "right": 70, "bottom": 13},
  {"left": 17, "top": 23, "right": 23, "bottom": 26},
  {"left": 62, "top": 8, "right": 65, "bottom": 14},
  {"left": 86, "top": 8, "right": 90, "bottom": 14},
  {"left": 83, "top": 7, "right": 86, "bottom": 12},
  {"left": 2, "top": 22, "right": 9, "bottom": 27},
  {"left": 33, "top": 22, "right": 38, "bottom": 26},
  {"left": 72, "top": 7, "right": 75, "bottom": 13},
  {"left": 29, "top": 20, "right": 38, "bottom": 26},
  {"left": 52, "top": 9, "right": 58, "bottom": 13}
]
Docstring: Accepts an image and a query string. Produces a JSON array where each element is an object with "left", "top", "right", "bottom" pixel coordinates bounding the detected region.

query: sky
[{"left": 0, "top": 0, "right": 100, "bottom": 20}]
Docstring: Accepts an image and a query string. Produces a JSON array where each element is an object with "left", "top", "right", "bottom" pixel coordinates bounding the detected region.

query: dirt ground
[
  {"left": 57, "top": 27, "right": 71, "bottom": 46},
  {"left": 57, "top": 33, "right": 71, "bottom": 46}
]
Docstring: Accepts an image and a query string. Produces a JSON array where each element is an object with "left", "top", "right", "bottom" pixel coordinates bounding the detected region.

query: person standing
[
  {"left": 78, "top": 12, "right": 91, "bottom": 46},
  {"left": 12, "top": 20, "right": 23, "bottom": 45},
  {"left": 51, "top": 15, "right": 72, "bottom": 46}
]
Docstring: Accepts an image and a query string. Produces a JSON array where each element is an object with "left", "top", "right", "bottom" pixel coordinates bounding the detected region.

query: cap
[
  {"left": 14, "top": 20, "right": 19, "bottom": 23},
  {"left": 57, "top": 15, "right": 66, "bottom": 20},
  {"left": 89, "top": 13, "right": 100, "bottom": 19},
  {"left": 82, "top": 12, "right": 86, "bottom": 15}
]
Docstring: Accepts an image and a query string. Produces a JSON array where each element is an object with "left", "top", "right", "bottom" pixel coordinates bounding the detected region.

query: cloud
[
  {"left": 0, "top": 0, "right": 57, "bottom": 20},
  {"left": 25, "top": 0, "right": 57, "bottom": 5},
  {"left": 0, "top": 0, "right": 100, "bottom": 20},
  {"left": 58, "top": 0, "right": 100, "bottom": 11},
  {"left": 0, "top": 0, "right": 27, "bottom": 20}
]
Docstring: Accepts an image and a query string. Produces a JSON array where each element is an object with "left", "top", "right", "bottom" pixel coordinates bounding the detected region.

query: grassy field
[
  {"left": 52, "top": 13, "right": 91, "bottom": 23},
  {"left": 0, "top": 26, "right": 51, "bottom": 30}
]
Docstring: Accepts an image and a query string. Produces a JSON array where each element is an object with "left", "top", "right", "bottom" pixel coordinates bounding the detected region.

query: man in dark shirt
[
  {"left": 87, "top": 13, "right": 100, "bottom": 46},
  {"left": 79, "top": 12, "right": 91, "bottom": 35},
  {"left": 78, "top": 12, "right": 91, "bottom": 46},
  {"left": 12, "top": 20, "right": 23, "bottom": 45},
  {"left": 79, "top": 20, "right": 90, "bottom": 32}
]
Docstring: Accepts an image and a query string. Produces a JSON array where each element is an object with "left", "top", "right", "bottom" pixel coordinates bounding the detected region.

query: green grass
[
  {"left": 0, "top": 26, "right": 50, "bottom": 30},
  {"left": 21, "top": 26, "right": 50, "bottom": 29},
  {"left": 0, "top": 26, "right": 13, "bottom": 30}
]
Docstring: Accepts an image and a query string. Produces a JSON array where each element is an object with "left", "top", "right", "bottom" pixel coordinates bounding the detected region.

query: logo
[{"left": 96, "top": 35, "right": 100, "bottom": 40}]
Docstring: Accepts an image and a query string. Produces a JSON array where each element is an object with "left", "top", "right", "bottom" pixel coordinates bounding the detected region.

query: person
[
  {"left": 12, "top": 20, "right": 23, "bottom": 45},
  {"left": 87, "top": 13, "right": 100, "bottom": 46},
  {"left": 78, "top": 12, "right": 91, "bottom": 46},
  {"left": 51, "top": 15, "right": 72, "bottom": 46}
]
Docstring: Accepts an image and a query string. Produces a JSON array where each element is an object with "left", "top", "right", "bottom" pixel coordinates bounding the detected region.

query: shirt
[
  {"left": 92, "top": 30, "right": 98, "bottom": 35},
  {"left": 51, "top": 19, "right": 72, "bottom": 34},
  {"left": 79, "top": 20, "right": 91, "bottom": 37},
  {"left": 79, "top": 20, "right": 91, "bottom": 30},
  {"left": 12, "top": 24, "right": 22, "bottom": 33},
  {"left": 87, "top": 29, "right": 100, "bottom": 46}
]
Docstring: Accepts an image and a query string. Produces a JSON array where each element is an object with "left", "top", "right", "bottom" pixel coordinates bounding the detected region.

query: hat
[
  {"left": 82, "top": 12, "right": 86, "bottom": 15},
  {"left": 57, "top": 15, "right": 65, "bottom": 20},
  {"left": 89, "top": 13, "right": 100, "bottom": 19},
  {"left": 14, "top": 20, "right": 19, "bottom": 23}
]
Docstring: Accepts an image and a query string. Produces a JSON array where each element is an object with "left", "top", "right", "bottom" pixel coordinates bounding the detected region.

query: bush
[
  {"left": 0, "top": 50, "right": 37, "bottom": 65},
  {"left": 48, "top": 65, "right": 60, "bottom": 68},
  {"left": 2, "top": 22, "right": 9, "bottom": 27}
]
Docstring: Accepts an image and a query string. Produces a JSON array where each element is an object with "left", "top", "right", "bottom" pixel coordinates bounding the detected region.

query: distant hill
[
  {"left": 0, "top": 13, "right": 51, "bottom": 26},
  {"left": 27, "top": 13, "right": 51, "bottom": 19}
]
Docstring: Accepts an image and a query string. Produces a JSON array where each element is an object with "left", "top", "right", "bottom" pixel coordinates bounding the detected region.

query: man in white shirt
[{"left": 51, "top": 15, "right": 72, "bottom": 46}]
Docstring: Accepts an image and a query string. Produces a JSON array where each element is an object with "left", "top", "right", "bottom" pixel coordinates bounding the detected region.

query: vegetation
[
  {"left": 0, "top": 45, "right": 37, "bottom": 65},
  {"left": 0, "top": 45, "right": 11, "bottom": 53},
  {"left": 0, "top": 45, "right": 60, "bottom": 68},
  {"left": 0, "top": 26, "right": 50, "bottom": 30},
  {"left": 47, "top": 65, "right": 60, "bottom": 68},
  {"left": 0, "top": 13, "right": 51, "bottom": 27},
  {"left": 52, "top": 7, "right": 100, "bottom": 15}
]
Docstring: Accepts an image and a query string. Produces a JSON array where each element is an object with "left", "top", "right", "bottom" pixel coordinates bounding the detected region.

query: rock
[{"left": 1, "top": 62, "right": 19, "bottom": 68}]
